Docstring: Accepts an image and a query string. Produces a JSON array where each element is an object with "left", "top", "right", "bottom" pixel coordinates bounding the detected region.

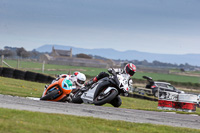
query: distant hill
[{"left": 35, "top": 44, "right": 200, "bottom": 66}]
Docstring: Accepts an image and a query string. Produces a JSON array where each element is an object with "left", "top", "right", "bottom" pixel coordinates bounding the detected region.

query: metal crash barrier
[{"left": 158, "top": 91, "right": 199, "bottom": 112}]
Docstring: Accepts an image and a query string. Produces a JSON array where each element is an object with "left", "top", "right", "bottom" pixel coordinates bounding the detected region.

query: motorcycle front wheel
[
  {"left": 40, "top": 89, "right": 59, "bottom": 100},
  {"left": 94, "top": 89, "right": 118, "bottom": 106}
]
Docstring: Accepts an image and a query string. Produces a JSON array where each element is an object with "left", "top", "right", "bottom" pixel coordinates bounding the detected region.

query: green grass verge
[
  {"left": 0, "top": 76, "right": 45, "bottom": 97},
  {"left": 0, "top": 108, "right": 200, "bottom": 133}
]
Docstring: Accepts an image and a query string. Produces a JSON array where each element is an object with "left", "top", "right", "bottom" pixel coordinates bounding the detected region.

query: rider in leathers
[
  {"left": 83, "top": 63, "right": 136, "bottom": 107},
  {"left": 43, "top": 71, "right": 86, "bottom": 102}
]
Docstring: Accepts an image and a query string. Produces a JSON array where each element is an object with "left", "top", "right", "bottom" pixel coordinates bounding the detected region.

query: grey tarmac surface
[{"left": 0, "top": 94, "right": 200, "bottom": 129}]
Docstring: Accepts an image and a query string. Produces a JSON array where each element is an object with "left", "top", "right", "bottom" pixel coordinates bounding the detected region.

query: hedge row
[{"left": 0, "top": 67, "right": 55, "bottom": 84}]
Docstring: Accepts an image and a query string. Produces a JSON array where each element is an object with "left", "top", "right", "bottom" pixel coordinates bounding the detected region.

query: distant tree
[
  {"left": 141, "top": 60, "right": 149, "bottom": 65},
  {"left": 0, "top": 50, "right": 14, "bottom": 57},
  {"left": 180, "top": 68, "right": 185, "bottom": 72},
  {"left": 16, "top": 47, "right": 30, "bottom": 58},
  {"left": 76, "top": 53, "right": 92, "bottom": 59},
  {"left": 30, "top": 49, "right": 41, "bottom": 59}
]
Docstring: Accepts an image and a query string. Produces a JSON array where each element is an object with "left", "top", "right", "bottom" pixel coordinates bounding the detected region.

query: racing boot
[{"left": 44, "top": 85, "right": 49, "bottom": 89}]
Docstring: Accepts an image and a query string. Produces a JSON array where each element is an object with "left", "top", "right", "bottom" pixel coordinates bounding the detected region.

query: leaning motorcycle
[
  {"left": 40, "top": 78, "right": 77, "bottom": 102},
  {"left": 71, "top": 68, "right": 130, "bottom": 107}
]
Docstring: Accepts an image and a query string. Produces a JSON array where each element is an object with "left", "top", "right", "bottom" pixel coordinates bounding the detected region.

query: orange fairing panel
[{"left": 43, "top": 78, "right": 72, "bottom": 101}]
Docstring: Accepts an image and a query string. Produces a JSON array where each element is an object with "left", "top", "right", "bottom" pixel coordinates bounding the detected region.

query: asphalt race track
[{"left": 0, "top": 94, "right": 200, "bottom": 129}]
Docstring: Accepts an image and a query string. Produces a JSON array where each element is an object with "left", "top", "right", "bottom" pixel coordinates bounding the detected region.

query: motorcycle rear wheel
[
  {"left": 71, "top": 89, "right": 83, "bottom": 104},
  {"left": 94, "top": 89, "right": 118, "bottom": 106},
  {"left": 40, "top": 89, "right": 59, "bottom": 100},
  {"left": 110, "top": 95, "right": 122, "bottom": 107}
]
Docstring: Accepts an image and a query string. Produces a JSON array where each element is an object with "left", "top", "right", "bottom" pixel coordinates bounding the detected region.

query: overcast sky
[{"left": 0, "top": 0, "right": 200, "bottom": 54}]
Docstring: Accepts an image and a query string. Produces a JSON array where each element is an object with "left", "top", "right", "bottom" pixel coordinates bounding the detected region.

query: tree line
[{"left": 0, "top": 46, "right": 41, "bottom": 59}]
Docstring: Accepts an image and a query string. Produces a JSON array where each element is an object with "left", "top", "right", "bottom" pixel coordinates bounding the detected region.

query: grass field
[
  {"left": 2, "top": 59, "right": 200, "bottom": 84},
  {"left": 1, "top": 108, "right": 200, "bottom": 133},
  {"left": 134, "top": 72, "right": 200, "bottom": 84}
]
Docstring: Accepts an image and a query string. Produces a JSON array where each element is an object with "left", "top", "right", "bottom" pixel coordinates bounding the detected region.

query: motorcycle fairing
[
  {"left": 103, "top": 87, "right": 118, "bottom": 94},
  {"left": 80, "top": 80, "right": 106, "bottom": 104},
  {"left": 62, "top": 78, "right": 73, "bottom": 90},
  {"left": 81, "top": 84, "right": 97, "bottom": 104},
  {"left": 42, "top": 78, "right": 72, "bottom": 101},
  {"left": 81, "top": 78, "right": 118, "bottom": 104}
]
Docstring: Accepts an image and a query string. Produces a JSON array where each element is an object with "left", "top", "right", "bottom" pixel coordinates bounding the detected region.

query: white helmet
[{"left": 75, "top": 73, "right": 86, "bottom": 87}]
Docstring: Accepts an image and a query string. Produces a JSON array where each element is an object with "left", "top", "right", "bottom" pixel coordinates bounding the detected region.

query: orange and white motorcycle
[{"left": 40, "top": 77, "right": 77, "bottom": 102}]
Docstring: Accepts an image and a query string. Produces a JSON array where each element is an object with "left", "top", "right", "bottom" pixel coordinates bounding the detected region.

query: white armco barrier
[
  {"left": 176, "top": 94, "right": 198, "bottom": 112},
  {"left": 158, "top": 92, "right": 178, "bottom": 110},
  {"left": 178, "top": 94, "right": 198, "bottom": 103}
]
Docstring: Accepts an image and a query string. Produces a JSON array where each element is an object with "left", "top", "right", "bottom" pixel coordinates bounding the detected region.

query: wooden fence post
[
  {"left": 42, "top": 60, "right": 45, "bottom": 73},
  {"left": 1, "top": 55, "right": 4, "bottom": 67},
  {"left": 17, "top": 58, "right": 20, "bottom": 69}
]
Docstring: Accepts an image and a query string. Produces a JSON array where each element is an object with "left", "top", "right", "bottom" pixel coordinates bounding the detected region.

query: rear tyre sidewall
[{"left": 94, "top": 89, "right": 118, "bottom": 106}]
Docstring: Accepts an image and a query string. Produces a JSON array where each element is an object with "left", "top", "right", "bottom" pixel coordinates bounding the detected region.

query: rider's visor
[
  {"left": 126, "top": 65, "right": 135, "bottom": 76},
  {"left": 77, "top": 79, "right": 85, "bottom": 85}
]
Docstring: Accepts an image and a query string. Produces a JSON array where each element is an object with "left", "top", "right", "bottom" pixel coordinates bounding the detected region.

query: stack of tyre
[{"left": 0, "top": 67, "right": 55, "bottom": 83}]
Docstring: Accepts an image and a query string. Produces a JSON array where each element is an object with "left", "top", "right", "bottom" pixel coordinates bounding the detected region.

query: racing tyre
[
  {"left": 2, "top": 67, "right": 15, "bottom": 78},
  {"left": 71, "top": 89, "right": 83, "bottom": 104},
  {"left": 47, "top": 76, "right": 55, "bottom": 83},
  {"left": 94, "top": 89, "right": 118, "bottom": 106},
  {"left": 13, "top": 69, "right": 26, "bottom": 79},
  {"left": 40, "top": 89, "right": 59, "bottom": 100},
  {"left": 110, "top": 95, "right": 122, "bottom": 107},
  {"left": 35, "top": 73, "right": 48, "bottom": 83},
  {"left": 25, "top": 71, "right": 38, "bottom": 81},
  {"left": 0, "top": 67, "right": 3, "bottom": 76}
]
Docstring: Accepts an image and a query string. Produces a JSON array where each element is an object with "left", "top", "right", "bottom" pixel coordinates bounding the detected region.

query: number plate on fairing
[{"left": 81, "top": 85, "right": 97, "bottom": 104}]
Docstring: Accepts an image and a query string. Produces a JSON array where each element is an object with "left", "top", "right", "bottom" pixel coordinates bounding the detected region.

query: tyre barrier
[
  {"left": 0, "top": 67, "right": 3, "bottom": 76},
  {"left": 35, "top": 73, "right": 48, "bottom": 83},
  {"left": 0, "top": 67, "right": 55, "bottom": 84},
  {"left": 24, "top": 71, "right": 38, "bottom": 81},
  {"left": 47, "top": 76, "right": 55, "bottom": 83},
  {"left": 1, "top": 67, "right": 15, "bottom": 78},
  {"left": 13, "top": 69, "right": 26, "bottom": 80}
]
